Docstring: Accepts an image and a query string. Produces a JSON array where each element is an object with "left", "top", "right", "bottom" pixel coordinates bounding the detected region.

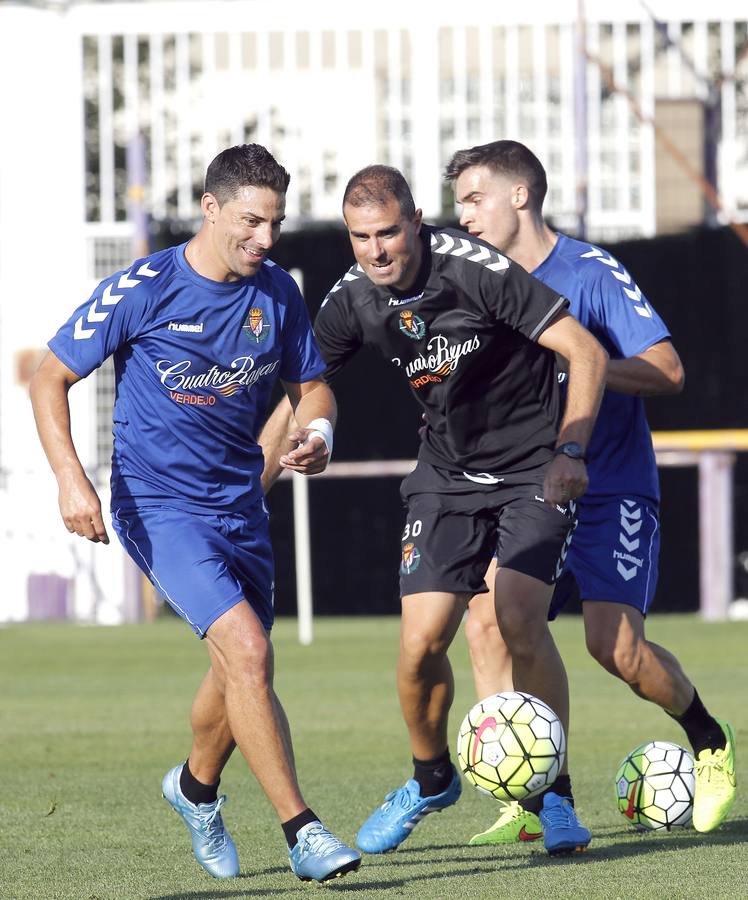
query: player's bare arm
[
  {"left": 259, "top": 379, "right": 337, "bottom": 490},
  {"left": 258, "top": 395, "right": 296, "bottom": 491},
  {"left": 555, "top": 340, "right": 683, "bottom": 397},
  {"left": 606, "top": 340, "right": 684, "bottom": 396},
  {"left": 536, "top": 310, "right": 608, "bottom": 505},
  {"left": 29, "top": 351, "right": 109, "bottom": 543}
]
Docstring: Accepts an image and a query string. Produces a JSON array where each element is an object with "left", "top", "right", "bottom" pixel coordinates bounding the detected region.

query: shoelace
[
  {"left": 301, "top": 824, "right": 345, "bottom": 856},
  {"left": 496, "top": 801, "right": 522, "bottom": 824},
  {"left": 541, "top": 801, "right": 576, "bottom": 829},
  {"left": 382, "top": 784, "right": 418, "bottom": 815},
  {"left": 194, "top": 796, "right": 228, "bottom": 849},
  {"left": 695, "top": 752, "right": 728, "bottom": 786}
]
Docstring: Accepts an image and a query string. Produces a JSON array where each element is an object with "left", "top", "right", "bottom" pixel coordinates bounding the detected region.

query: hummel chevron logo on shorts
[
  {"left": 616, "top": 499, "right": 643, "bottom": 581},
  {"left": 74, "top": 262, "right": 161, "bottom": 340},
  {"left": 554, "top": 499, "right": 577, "bottom": 581}
]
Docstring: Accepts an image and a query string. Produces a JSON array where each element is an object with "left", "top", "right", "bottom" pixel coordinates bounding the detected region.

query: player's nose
[{"left": 254, "top": 222, "right": 275, "bottom": 249}]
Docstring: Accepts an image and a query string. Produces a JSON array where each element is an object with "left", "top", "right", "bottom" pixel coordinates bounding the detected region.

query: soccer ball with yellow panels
[
  {"left": 615, "top": 740, "right": 695, "bottom": 831},
  {"left": 456, "top": 691, "right": 566, "bottom": 802}
]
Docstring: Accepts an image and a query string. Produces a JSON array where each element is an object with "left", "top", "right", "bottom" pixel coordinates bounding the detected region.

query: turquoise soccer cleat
[
  {"left": 288, "top": 821, "right": 361, "bottom": 882},
  {"left": 356, "top": 767, "right": 462, "bottom": 853},
  {"left": 161, "top": 765, "right": 240, "bottom": 879},
  {"left": 539, "top": 791, "right": 592, "bottom": 856}
]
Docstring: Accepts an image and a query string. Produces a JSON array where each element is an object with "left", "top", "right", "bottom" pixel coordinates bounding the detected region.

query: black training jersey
[{"left": 315, "top": 225, "right": 569, "bottom": 475}]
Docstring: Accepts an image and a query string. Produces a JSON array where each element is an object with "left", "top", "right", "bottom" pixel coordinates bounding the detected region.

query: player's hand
[
  {"left": 57, "top": 472, "right": 109, "bottom": 543},
  {"left": 279, "top": 427, "right": 330, "bottom": 476},
  {"left": 543, "top": 455, "right": 588, "bottom": 507}
]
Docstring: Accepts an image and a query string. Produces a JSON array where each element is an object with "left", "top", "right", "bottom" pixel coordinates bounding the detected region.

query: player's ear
[
  {"left": 413, "top": 208, "right": 423, "bottom": 232},
  {"left": 201, "top": 192, "right": 220, "bottom": 223},
  {"left": 512, "top": 185, "right": 529, "bottom": 210}
]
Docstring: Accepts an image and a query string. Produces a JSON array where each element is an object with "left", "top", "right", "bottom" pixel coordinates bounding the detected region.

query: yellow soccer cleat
[
  {"left": 468, "top": 801, "right": 543, "bottom": 846},
  {"left": 692, "top": 719, "right": 737, "bottom": 833}
]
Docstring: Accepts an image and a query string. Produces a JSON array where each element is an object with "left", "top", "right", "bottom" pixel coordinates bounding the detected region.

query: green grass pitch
[{"left": 2, "top": 614, "right": 746, "bottom": 899}]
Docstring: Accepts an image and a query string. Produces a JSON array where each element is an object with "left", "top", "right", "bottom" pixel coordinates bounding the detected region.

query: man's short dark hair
[
  {"left": 205, "top": 144, "right": 290, "bottom": 205},
  {"left": 444, "top": 140, "right": 548, "bottom": 212},
  {"left": 343, "top": 165, "right": 416, "bottom": 219}
]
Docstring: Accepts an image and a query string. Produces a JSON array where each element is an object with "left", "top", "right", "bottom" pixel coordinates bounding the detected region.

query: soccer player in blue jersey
[
  {"left": 29, "top": 144, "right": 361, "bottom": 884},
  {"left": 445, "top": 140, "right": 736, "bottom": 843}
]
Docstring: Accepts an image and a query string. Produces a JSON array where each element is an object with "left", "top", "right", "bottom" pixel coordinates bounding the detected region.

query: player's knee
[
  {"left": 464, "top": 609, "right": 502, "bottom": 654},
  {"left": 499, "top": 609, "right": 547, "bottom": 660},
  {"left": 223, "top": 632, "right": 273, "bottom": 687},
  {"left": 400, "top": 627, "right": 450, "bottom": 670}
]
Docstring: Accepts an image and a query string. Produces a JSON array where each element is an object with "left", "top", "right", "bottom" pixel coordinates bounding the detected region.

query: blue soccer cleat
[
  {"left": 356, "top": 768, "right": 462, "bottom": 853},
  {"left": 288, "top": 821, "right": 361, "bottom": 882},
  {"left": 539, "top": 791, "right": 592, "bottom": 856},
  {"left": 161, "top": 764, "right": 240, "bottom": 879}
]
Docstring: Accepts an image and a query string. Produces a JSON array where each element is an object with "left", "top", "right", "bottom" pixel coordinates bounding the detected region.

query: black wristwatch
[{"left": 553, "top": 441, "right": 586, "bottom": 462}]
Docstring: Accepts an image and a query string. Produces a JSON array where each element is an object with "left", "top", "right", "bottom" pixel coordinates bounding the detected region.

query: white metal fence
[{"left": 71, "top": 1, "right": 748, "bottom": 239}]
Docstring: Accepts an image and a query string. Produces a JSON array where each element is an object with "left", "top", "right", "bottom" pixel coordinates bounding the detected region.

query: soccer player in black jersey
[{"left": 261, "top": 165, "right": 608, "bottom": 855}]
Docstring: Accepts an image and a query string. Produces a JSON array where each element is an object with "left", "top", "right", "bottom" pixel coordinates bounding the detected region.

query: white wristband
[{"left": 304, "top": 417, "right": 333, "bottom": 457}]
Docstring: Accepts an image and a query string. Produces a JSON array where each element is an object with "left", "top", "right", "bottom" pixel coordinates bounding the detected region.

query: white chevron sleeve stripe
[
  {"left": 434, "top": 234, "right": 455, "bottom": 253},
  {"left": 118, "top": 271, "right": 141, "bottom": 289},
  {"left": 100, "top": 283, "right": 124, "bottom": 306},
  {"left": 86, "top": 300, "right": 109, "bottom": 323},
  {"left": 73, "top": 316, "right": 95, "bottom": 340},
  {"left": 451, "top": 238, "right": 473, "bottom": 256}
]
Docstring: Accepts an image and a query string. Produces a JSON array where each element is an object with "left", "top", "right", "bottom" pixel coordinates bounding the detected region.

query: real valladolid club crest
[
  {"left": 398, "top": 310, "right": 426, "bottom": 340},
  {"left": 400, "top": 542, "right": 421, "bottom": 575},
  {"left": 243, "top": 306, "right": 271, "bottom": 343}
]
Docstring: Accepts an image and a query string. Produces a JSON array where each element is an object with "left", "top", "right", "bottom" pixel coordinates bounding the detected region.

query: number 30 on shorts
[{"left": 402, "top": 519, "right": 423, "bottom": 541}]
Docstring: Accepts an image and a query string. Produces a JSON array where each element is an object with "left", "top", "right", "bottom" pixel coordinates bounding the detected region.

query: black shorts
[{"left": 398, "top": 462, "right": 576, "bottom": 598}]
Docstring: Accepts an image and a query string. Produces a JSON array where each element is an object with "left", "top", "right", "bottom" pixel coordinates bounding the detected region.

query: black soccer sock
[
  {"left": 413, "top": 749, "right": 453, "bottom": 798},
  {"left": 670, "top": 689, "right": 726, "bottom": 757},
  {"left": 179, "top": 759, "right": 219, "bottom": 806},
  {"left": 282, "top": 808, "right": 320, "bottom": 849},
  {"left": 520, "top": 774, "right": 573, "bottom": 815}
]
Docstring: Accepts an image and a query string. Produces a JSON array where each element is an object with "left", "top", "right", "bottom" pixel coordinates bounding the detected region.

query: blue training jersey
[
  {"left": 49, "top": 243, "right": 325, "bottom": 512},
  {"left": 533, "top": 234, "right": 670, "bottom": 504}
]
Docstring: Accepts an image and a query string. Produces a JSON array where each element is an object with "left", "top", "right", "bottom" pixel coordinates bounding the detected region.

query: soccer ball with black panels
[
  {"left": 615, "top": 740, "right": 695, "bottom": 831},
  {"left": 456, "top": 691, "right": 566, "bottom": 802}
]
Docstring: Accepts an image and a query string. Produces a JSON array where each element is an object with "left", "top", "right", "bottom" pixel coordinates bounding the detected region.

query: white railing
[
  {"left": 285, "top": 430, "right": 748, "bottom": 643},
  {"left": 4, "top": 431, "right": 745, "bottom": 633},
  {"left": 59, "top": 0, "right": 748, "bottom": 239}
]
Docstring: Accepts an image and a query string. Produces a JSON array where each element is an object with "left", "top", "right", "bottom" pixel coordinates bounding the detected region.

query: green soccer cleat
[
  {"left": 692, "top": 719, "right": 737, "bottom": 833},
  {"left": 468, "top": 801, "right": 543, "bottom": 846}
]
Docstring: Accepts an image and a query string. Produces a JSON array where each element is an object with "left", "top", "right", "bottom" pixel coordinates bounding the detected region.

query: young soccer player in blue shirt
[{"left": 446, "top": 140, "right": 736, "bottom": 844}]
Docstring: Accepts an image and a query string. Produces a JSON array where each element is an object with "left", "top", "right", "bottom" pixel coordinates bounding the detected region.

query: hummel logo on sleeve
[
  {"left": 580, "top": 246, "right": 653, "bottom": 319},
  {"left": 73, "top": 263, "right": 161, "bottom": 340},
  {"left": 430, "top": 231, "right": 510, "bottom": 272}
]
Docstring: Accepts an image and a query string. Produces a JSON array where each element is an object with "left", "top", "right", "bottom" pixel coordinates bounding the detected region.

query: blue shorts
[
  {"left": 112, "top": 502, "right": 275, "bottom": 637},
  {"left": 549, "top": 496, "right": 660, "bottom": 619}
]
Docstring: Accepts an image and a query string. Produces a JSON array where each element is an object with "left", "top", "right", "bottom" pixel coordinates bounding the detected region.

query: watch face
[{"left": 556, "top": 442, "right": 584, "bottom": 459}]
